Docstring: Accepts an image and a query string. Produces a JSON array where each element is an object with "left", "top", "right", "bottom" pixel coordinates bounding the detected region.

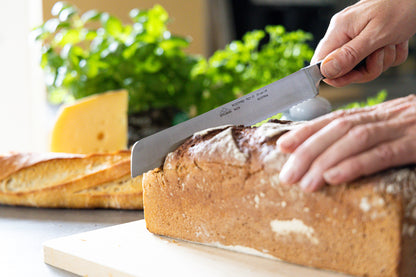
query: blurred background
[{"left": 1, "top": 0, "right": 415, "bottom": 152}]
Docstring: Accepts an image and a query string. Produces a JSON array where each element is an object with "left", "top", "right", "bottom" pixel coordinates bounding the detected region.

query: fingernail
[
  {"left": 322, "top": 58, "right": 341, "bottom": 78},
  {"left": 377, "top": 50, "right": 384, "bottom": 66},
  {"left": 277, "top": 138, "right": 293, "bottom": 152},
  {"left": 279, "top": 159, "right": 295, "bottom": 184},
  {"left": 299, "top": 172, "right": 325, "bottom": 192},
  {"left": 300, "top": 174, "right": 315, "bottom": 192},
  {"left": 324, "top": 167, "right": 340, "bottom": 183}
]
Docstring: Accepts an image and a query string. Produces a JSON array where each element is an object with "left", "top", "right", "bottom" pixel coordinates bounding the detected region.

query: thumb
[{"left": 321, "top": 32, "right": 380, "bottom": 79}]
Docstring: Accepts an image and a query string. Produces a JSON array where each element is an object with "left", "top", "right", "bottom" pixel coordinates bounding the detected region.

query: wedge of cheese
[{"left": 50, "top": 90, "right": 128, "bottom": 154}]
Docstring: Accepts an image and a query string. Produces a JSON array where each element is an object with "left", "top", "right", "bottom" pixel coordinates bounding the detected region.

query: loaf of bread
[
  {"left": 0, "top": 150, "right": 143, "bottom": 209},
  {"left": 143, "top": 120, "right": 416, "bottom": 277}
]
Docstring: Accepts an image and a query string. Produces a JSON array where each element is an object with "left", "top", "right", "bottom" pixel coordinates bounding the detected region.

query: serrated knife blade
[{"left": 131, "top": 62, "right": 324, "bottom": 177}]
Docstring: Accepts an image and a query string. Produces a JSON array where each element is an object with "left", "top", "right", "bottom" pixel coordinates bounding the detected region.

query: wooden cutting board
[{"left": 43, "top": 220, "right": 351, "bottom": 277}]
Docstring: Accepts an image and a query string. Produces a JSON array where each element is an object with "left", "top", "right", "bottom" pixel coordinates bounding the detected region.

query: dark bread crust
[{"left": 143, "top": 121, "right": 416, "bottom": 277}]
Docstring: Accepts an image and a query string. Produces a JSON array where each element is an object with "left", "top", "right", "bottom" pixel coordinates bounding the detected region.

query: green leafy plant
[
  {"left": 33, "top": 2, "right": 200, "bottom": 114},
  {"left": 192, "top": 26, "right": 314, "bottom": 114},
  {"left": 33, "top": 2, "right": 314, "bottom": 117},
  {"left": 338, "top": 90, "right": 388, "bottom": 110}
]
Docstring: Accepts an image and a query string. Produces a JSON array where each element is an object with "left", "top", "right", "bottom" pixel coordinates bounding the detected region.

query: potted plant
[{"left": 33, "top": 2, "right": 314, "bottom": 145}]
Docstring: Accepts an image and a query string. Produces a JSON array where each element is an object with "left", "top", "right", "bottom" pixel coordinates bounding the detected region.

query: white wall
[{"left": 0, "top": 0, "right": 47, "bottom": 153}]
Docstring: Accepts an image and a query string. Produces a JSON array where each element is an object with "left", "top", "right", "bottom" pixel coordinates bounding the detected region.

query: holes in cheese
[
  {"left": 97, "top": 132, "right": 105, "bottom": 141},
  {"left": 50, "top": 90, "right": 128, "bottom": 154}
]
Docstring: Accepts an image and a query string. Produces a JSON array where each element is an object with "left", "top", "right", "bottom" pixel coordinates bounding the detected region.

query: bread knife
[{"left": 131, "top": 62, "right": 324, "bottom": 177}]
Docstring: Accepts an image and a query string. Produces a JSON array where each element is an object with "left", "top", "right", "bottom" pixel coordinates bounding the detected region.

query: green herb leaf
[
  {"left": 338, "top": 90, "right": 388, "bottom": 110},
  {"left": 104, "top": 16, "right": 123, "bottom": 38},
  {"left": 81, "top": 10, "right": 101, "bottom": 23}
]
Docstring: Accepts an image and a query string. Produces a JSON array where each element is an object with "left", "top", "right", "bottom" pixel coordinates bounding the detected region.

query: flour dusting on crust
[
  {"left": 189, "top": 127, "right": 247, "bottom": 166},
  {"left": 193, "top": 125, "right": 233, "bottom": 137},
  {"left": 253, "top": 121, "right": 303, "bottom": 142},
  {"left": 376, "top": 168, "right": 416, "bottom": 238},
  {"left": 270, "top": 218, "right": 319, "bottom": 245}
]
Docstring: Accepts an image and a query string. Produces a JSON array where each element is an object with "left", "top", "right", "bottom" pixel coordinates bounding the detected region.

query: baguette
[
  {"left": 143, "top": 121, "right": 416, "bottom": 277},
  {"left": 0, "top": 150, "right": 143, "bottom": 209}
]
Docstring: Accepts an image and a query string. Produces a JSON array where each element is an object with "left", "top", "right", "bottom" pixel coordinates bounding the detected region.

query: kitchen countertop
[{"left": 0, "top": 205, "right": 142, "bottom": 276}]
